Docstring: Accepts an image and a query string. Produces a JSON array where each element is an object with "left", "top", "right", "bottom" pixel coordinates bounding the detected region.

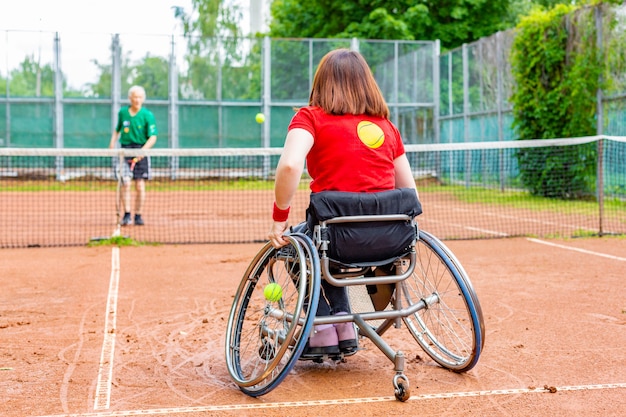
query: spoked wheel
[
  {"left": 400, "top": 230, "right": 485, "bottom": 372},
  {"left": 225, "top": 233, "right": 320, "bottom": 397}
]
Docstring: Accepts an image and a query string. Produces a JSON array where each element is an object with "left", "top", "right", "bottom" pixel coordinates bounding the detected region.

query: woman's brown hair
[{"left": 308, "top": 49, "right": 390, "bottom": 118}]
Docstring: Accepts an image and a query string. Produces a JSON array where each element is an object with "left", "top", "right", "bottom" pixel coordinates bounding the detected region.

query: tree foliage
[
  {"left": 86, "top": 52, "right": 169, "bottom": 99},
  {"left": 6, "top": 55, "right": 56, "bottom": 97},
  {"left": 269, "top": 0, "right": 514, "bottom": 49},
  {"left": 129, "top": 55, "right": 170, "bottom": 99},
  {"left": 173, "top": 0, "right": 259, "bottom": 100},
  {"left": 510, "top": 3, "right": 601, "bottom": 199},
  {"left": 175, "top": 0, "right": 242, "bottom": 40}
]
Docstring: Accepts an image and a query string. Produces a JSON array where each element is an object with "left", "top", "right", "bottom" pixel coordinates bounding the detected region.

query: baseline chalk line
[{"left": 34, "top": 382, "right": 626, "bottom": 417}]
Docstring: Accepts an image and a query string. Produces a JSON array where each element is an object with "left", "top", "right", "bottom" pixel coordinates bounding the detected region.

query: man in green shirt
[{"left": 109, "top": 85, "right": 158, "bottom": 226}]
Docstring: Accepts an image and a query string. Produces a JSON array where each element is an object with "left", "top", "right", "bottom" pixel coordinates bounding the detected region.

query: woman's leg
[
  {"left": 290, "top": 222, "right": 339, "bottom": 355},
  {"left": 291, "top": 222, "right": 334, "bottom": 316},
  {"left": 321, "top": 280, "right": 350, "bottom": 314}
]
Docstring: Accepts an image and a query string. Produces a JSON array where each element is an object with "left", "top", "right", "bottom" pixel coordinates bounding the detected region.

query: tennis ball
[
  {"left": 255, "top": 113, "right": 266, "bottom": 124},
  {"left": 263, "top": 282, "right": 282, "bottom": 302}
]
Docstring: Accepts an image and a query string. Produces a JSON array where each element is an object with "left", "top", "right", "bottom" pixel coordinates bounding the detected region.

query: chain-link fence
[
  {"left": 0, "top": 33, "right": 437, "bottom": 149},
  {"left": 3, "top": 3, "right": 626, "bottom": 150},
  {"left": 439, "top": 2, "right": 626, "bottom": 144}
]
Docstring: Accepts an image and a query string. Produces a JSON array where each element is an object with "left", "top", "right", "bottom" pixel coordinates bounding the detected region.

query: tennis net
[{"left": 1, "top": 136, "right": 624, "bottom": 248}]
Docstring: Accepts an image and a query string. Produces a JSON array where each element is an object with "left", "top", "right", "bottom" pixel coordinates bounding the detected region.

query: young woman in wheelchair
[{"left": 267, "top": 48, "right": 420, "bottom": 358}]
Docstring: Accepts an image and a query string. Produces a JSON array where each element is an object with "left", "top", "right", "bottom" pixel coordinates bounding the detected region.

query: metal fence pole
[
  {"left": 595, "top": 5, "right": 604, "bottom": 236},
  {"left": 496, "top": 31, "right": 505, "bottom": 191},
  {"left": 54, "top": 32, "right": 64, "bottom": 180},
  {"left": 217, "top": 38, "right": 223, "bottom": 148},
  {"left": 262, "top": 36, "right": 271, "bottom": 178},
  {"left": 169, "top": 35, "right": 179, "bottom": 180},
  {"left": 262, "top": 36, "right": 271, "bottom": 149},
  {"left": 448, "top": 50, "right": 454, "bottom": 182},
  {"left": 433, "top": 40, "right": 440, "bottom": 146},
  {"left": 433, "top": 40, "right": 441, "bottom": 178},
  {"left": 4, "top": 31, "right": 10, "bottom": 148},
  {"left": 392, "top": 41, "right": 399, "bottom": 127},
  {"left": 463, "top": 43, "right": 470, "bottom": 188},
  {"left": 111, "top": 34, "right": 121, "bottom": 137}
]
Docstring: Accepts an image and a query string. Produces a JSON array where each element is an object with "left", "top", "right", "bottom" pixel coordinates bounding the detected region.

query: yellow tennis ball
[
  {"left": 263, "top": 282, "right": 282, "bottom": 302},
  {"left": 255, "top": 113, "right": 265, "bottom": 124}
]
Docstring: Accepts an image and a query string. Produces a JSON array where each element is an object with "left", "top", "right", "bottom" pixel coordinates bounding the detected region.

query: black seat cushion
[{"left": 306, "top": 188, "right": 422, "bottom": 265}]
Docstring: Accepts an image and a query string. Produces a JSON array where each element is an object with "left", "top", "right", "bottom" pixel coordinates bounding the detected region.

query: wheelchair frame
[{"left": 225, "top": 213, "right": 485, "bottom": 401}]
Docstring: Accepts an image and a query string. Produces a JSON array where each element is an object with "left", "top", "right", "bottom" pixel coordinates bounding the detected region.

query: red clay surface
[{"left": 1, "top": 237, "right": 626, "bottom": 416}]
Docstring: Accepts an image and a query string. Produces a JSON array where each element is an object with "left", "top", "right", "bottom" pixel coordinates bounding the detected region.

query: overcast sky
[
  {"left": 0, "top": 0, "right": 193, "bottom": 35},
  {"left": 0, "top": 0, "right": 270, "bottom": 89},
  {"left": 0, "top": 0, "right": 193, "bottom": 88}
]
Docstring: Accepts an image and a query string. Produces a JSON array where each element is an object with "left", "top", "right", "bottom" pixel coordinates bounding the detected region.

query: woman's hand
[{"left": 268, "top": 220, "right": 289, "bottom": 248}]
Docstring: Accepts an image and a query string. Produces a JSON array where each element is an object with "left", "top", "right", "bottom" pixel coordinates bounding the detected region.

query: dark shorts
[
  {"left": 125, "top": 156, "right": 150, "bottom": 180},
  {"left": 122, "top": 145, "right": 151, "bottom": 180}
]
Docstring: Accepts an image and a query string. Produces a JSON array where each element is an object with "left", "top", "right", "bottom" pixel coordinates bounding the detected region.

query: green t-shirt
[{"left": 115, "top": 107, "right": 158, "bottom": 147}]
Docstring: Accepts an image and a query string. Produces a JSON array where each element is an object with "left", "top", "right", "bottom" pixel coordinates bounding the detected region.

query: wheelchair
[{"left": 225, "top": 189, "right": 485, "bottom": 401}]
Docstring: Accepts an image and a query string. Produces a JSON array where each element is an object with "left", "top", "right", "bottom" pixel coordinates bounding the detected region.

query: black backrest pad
[{"left": 307, "top": 188, "right": 422, "bottom": 265}]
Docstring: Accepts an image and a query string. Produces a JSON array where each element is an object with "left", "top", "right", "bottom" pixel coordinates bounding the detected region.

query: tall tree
[
  {"left": 510, "top": 3, "right": 601, "bottom": 199},
  {"left": 175, "top": 0, "right": 242, "bottom": 39},
  {"left": 174, "top": 0, "right": 252, "bottom": 100},
  {"left": 7, "top": 55, "right": 56, "bottom": 97},
  {"left": 86, "top": 52, "right": 169, "bottom": 99},
  {"left": 269, "top": 0, "right": 514, "bottom": 49}
]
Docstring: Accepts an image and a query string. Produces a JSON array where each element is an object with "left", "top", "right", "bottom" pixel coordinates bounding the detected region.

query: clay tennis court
[{"left": 1, "top": 232, "right": 625, "bottom": 416}]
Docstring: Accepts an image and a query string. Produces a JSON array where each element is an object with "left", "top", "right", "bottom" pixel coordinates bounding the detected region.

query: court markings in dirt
[
  {"left": 33, "top": 382, "right": 626, "bottom": 417},
  {"left": 70, "top": 231, "right": 626, "bottom": 417},
  {"left": 527, "top": 237, "right": 626, "bottom": 262},
  {"left": 94, "top": 227, "right": 122, "bottom": 410}
]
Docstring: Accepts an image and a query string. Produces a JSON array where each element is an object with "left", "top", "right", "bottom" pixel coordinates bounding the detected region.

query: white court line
[
  {"left": 33, "top": 382, "right": 626, "bottom": 417},
  {"left": 427, "top": 204, "right": 602, "bottom": 233},
  {"left": 528, "top": 238, "right": 626, "bottom": 262},
  {"left": 93, "top": 227, "right": 122, "bottom": 410},
  {"left": 464, "top": 226, "right": 509, "bottom": 237},
  {"left": 72, "top": 230, "right": 623, "bottom": 415},
  {"left": 425, "top": 219, "right": 510, "bottom": 237}
]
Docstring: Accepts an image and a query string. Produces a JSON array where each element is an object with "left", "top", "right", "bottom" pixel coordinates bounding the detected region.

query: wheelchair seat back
[{"left": 307, "top": 188, "right": 422, "bottom": 266}]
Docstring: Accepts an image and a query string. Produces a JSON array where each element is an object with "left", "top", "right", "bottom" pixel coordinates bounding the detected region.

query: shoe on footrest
[
  {"left": 300, "top": 324, "right": 340, "bottom": 359},
  {"left": 334, "top": 312, "right": 358, "bottom": 354}
]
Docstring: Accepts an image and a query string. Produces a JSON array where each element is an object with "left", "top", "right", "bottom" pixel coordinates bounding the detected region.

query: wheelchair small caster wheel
[{"left": 393, "top": 374, "right": 410, "bottom": 402}]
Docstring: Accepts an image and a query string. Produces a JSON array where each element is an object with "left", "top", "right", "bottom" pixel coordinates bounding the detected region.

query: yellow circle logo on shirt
[{"left": 357, "top": 121, "right": 385, "bottom": 149}]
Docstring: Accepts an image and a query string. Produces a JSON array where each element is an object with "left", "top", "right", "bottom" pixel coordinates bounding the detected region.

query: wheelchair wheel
[
  {"left": 225, "top": 233, "right": 320, "bottom": 397},
  {"left": 400, "top": 230, "right": 485, "bottom": 372}
]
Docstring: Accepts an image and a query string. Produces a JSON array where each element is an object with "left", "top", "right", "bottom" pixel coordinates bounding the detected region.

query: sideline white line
[
  {"left": 425, "top": 219, "right": 510, "bottom": 237},
  {"left": 93, "top": 229, "right": 122, "bottom": 410},
  {"left": 33, "top": 382, "right": 626, "bottom": 417},
  {"left": 527, "top": 238, "right": 626, "bottom": 262},
  {"left": 465, "top": 226, "right": 509, "bottom": 237},
  {"left": 427, "top": 204, "right": 604, "bottom": 235}
]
